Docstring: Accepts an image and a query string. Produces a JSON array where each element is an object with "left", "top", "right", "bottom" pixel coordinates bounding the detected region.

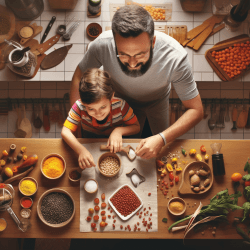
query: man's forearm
[
  {"left": 162, "top": 107, "right": 203, "bottom": 143},
  {"left": 70, "top": 66, "right": 83, "bottom": 107}
]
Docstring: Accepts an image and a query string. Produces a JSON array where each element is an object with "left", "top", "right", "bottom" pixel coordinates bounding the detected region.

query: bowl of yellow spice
[
  {"left": 19, "top": 177, "right": 38, "bottom": 196},
  {"left": 41, "top": 154, "right": 66, "bottom": 180}
]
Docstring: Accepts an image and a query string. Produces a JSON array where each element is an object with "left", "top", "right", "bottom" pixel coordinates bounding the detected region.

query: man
[{"left": 70, "top": 5, "right": 203, "bottom": 163}]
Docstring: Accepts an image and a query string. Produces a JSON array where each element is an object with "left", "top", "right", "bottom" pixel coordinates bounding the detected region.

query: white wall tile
[
  {"left": 41, "top": 72, "right": 65, "bottom": 81},
  {"left": 65, "top": 11, "right": 86, "bottom": 21},
  {"left": 202, "top": 73, "right": 214, "bottom": 81},
  {"left": 65, "top": 72, "right": 74, "bottom": 81},
  {"left": 178, "top": 133, "right": 195, "bottom": 139},
  {"left": 40, "top": 132, "right": 57, "bottom": 138},
  {"left": 41, "top": 11, "right": 66, "bottom": 21},
  {"left": 194, "top": 73, "right": 201, "bottom": 82},
  {"left": 195, "top": 133, "right": 221, "bottom": 139},
  {"left": 172, "top": 12, "right": 193, "bottom": 22},
  {"left": 65, "top": 54, "right": 85, "bottom": 72},
  {"left": 221, "top": 133, "right": 244, "bottom": 139},
  {"left": 194, "top": 55, "right": 213, "bottom": 72}
]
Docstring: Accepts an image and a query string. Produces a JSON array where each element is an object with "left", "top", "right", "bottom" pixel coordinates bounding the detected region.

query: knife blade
[
  {"left": 40, "top": 44, "right": 73, "bottom": 70},
  {"left": 40, "top": 16, "right": 56, "bottom": 44}
]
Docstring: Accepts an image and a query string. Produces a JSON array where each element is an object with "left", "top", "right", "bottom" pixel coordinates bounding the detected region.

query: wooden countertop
[{"left": 0, "top": 138, "right": 248, "bottom": 239}]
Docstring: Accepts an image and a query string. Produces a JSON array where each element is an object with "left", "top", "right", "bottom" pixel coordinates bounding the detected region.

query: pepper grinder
[
  {"left": 88, "top": 0, "right": 101, "bottom": 15},
  {"left": 210, "top": 143, "right": 225, "bottom": 176}
]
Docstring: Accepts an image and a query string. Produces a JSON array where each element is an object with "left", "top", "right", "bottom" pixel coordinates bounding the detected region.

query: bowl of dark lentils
[
  {"left": 86, "top": 23, "right": 102, "bottom": 39},
  {"left": 37, "top": 188, "right": 75, "bottom": 228}
]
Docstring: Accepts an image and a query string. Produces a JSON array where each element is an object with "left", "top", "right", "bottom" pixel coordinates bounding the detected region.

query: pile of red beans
[{"left": 110, "top": 186, "right": 141, "bottom": 216}]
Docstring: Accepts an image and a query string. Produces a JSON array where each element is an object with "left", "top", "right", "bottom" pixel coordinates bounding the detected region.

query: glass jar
[
  {"left": 6, "top": 41, "right": 37, "bottom": 77},
  {"left": 88, "top": 0, "right": 101, "bottom": 15}
]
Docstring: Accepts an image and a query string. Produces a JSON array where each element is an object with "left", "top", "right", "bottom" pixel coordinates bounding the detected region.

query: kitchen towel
[{"left": 80, "top": 142, "right": 158, "bottom": 232}]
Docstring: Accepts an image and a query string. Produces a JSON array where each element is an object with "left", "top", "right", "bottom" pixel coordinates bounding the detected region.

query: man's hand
[
  {"left": 78, "top": 148, "right": 96, "bottom": 169},
  {"left": 107, "top": 129, "right": 123, "bottom": 153},
  {"left": 135, "top": 134, "right": 164, "bottom": 159}
]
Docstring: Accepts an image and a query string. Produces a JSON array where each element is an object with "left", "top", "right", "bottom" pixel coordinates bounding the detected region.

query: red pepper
[
  {"left": 169, "top": 172, "right": 174, "bottom": 181},
  {"left": 245, "top": 181, "right": 250, "bottom": 187},
  {"left": 175, "top": 176, "right": 179, "bottom": 183},
  {"left": 200, "top": 145, "right": 206, "bottom": 153}
]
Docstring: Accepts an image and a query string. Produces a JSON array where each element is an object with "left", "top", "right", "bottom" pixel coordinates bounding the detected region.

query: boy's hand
[
  {"left": 78, "top": 148, "right": 95, "bottom": 169},
  {"left": 107, "top": 129, "right": 123, "bottom": 153}
]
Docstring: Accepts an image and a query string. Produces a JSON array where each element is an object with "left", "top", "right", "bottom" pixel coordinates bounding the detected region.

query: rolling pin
[
  {"left": 100, "top": 145, "right": 136, "bottom": 161},
  {"left": 231, "top": 105, "right": 238, "bottom": 131}
]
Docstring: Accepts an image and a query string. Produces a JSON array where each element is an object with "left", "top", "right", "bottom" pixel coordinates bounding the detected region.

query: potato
[
  {"left": 200, "top": 185, "right": 205, "bottom": 191},
  {"left": 190, "top": 174, "right": 201, "bottom": 186},
  {"left": 189, "top": 170, "right": 195, "bottom": 176},
  {"left": 197, "top": 169, "right": 210, "bottom": 177},
  {"left": 204, "top": 178, "right": 210, "bottom": 187},
  {"left": 193, "top": 187, "right": 200, "bottom": 192}
]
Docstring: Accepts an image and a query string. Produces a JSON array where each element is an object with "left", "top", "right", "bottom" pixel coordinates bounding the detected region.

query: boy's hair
[
  {"left": 79, "top": 68, "right": 114, "bottom": 104},
  {"left": 112, "top": 5, "right": 154, "bottom": 42}
]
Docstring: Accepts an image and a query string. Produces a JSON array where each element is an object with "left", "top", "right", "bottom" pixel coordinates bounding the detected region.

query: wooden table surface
[{"left": 0, "top": 138, "right": 248, "bottom": 239}]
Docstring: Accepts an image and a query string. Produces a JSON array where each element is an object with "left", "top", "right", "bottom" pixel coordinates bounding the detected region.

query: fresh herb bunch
[{"left": 168, "top": 189, "right": 243, "bottom": 231}]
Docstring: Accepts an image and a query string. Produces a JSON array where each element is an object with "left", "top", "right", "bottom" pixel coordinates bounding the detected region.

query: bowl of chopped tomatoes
[{"left": 108, "top": 184, "right": 143, "bottom": 221}]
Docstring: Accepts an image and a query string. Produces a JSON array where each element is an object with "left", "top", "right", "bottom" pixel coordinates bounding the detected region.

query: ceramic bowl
[
  {"left": 86, "top": 23, "right": 102, "bottom": 39},
  {"left": 98, "top": 152, "right": 121, "bottom": 177},
  {"left": 41, "top": 153, "right": 66, "bottom": 180},
  {"left": 20, "top": 196, "right": 33, "bottom": 209},
  {"left": 68, "top": 169, "right": 82, "bottom": 182},
  {"left": 19, "top": 177, "right": 38, "bottom": 196},
  {"left": 37, "top": 188, "right": 75, "bottom": 228},
  {"left": 84, "top": 179, "right": 98, "bottom": 193},
  {"left": 167, "top": 197, "right": 186, "bottom": 216}
]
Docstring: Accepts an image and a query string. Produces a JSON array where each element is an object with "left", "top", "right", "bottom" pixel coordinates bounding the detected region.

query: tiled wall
[{"left": 1, "top": 81, "right": 250, "bottom": 139}]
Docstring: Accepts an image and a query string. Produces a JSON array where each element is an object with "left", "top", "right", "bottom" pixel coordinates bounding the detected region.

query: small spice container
[
  {"left": 20, "top": 208, "right": 31, "bottom": 219},
  {"left": 98, "top": 152, "right": 121, "bottom": 177},
  {"left": 167, "top": 197, "right": 186, "bottom": 216},
  {"left": 68, "top": 169, "right": 81, "bottom": 182},
  {"left": 84, "top": 179, "right": 98, "bottom": 193},
  {"left": 20, "top": 197, "right": 33, "bottom": 209},
  {"left": 86, "top": 23, "right": 102, "bottom": 39},
  {"left": 0, "top": 218, "right": 7, "bottom": 232},
  {"left": 41, "top": 153, "right": 66, "bottom": 180},
  {"left": 19, "top": 177, "right": 38, "bottom": 196}
]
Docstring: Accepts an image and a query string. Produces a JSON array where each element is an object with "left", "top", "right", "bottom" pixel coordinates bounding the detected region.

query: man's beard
[{"left": 117, "top": 46, "right": 153, "bottom": 77}]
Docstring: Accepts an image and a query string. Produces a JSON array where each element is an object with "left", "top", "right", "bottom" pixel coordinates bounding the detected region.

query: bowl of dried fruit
[
  {"left": 98, "top": 152, "right": 121, "bottom": 177},
  {"left": 86, "top": 23, "right": 102, "bottom": 39}
]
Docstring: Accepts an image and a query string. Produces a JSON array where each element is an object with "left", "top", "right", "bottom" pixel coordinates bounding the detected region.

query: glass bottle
[
  {"left": 6, "top": 41, "right": 37, "bottom": 77},
  {"left": 210, "top": 143, "right": 226, "bottom": 176},
  {"left": 88, "top": 0, "right": 101, "bottom": 15}
]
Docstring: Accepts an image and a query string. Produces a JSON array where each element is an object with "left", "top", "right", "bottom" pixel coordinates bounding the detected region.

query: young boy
[{"left": 61, "top": 68, "right": 140, "bottom": 170}]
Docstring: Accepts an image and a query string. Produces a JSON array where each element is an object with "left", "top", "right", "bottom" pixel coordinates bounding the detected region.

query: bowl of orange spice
[{"left": 41, "top": 154, "right": 66, "bottom": 180}]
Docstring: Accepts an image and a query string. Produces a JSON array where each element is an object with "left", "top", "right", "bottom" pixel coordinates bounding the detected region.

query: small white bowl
[{"left": 84, "top": 179, "right": 98, "bottom": 193}]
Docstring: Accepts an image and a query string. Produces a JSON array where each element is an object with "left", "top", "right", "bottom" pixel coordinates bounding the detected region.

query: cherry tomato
[
  {"left": 101, "top": 202, "right": 106, "bottom": 209},
  {"left": 93, "top": 215, "right": 99, "bottom": 221},
  {"left": 102, "top": 216, "right": 106, "bottom": 221},
  {"left": 245, "top": 180, "right": 250, "bottom": 187},
  {"left": 94, "top": 205, "right": 100, "bottom": 211},
  {"left": 101, "top": 211, "right": 106, "bottom": 216},
  {"left": 91, "top": 223, "right": 96, "bottom": 228},
  {"left": 200, "top": 145, "right": 206, "bottom": 153},
  {"left": 86, "top": 216, "right": 91, "bottom": 222},
  {"left": 170, "top": 182, "right": 174, "bottom": 186},
  {"left": 101, "top": 193, "right": 105, "bottom": 200},
  {"left": 231, "top": 173, "right": 242, "bottom": 182},
  {"left": 169, "top": 172, "right": 174, "bottom": 181},
  {"left": 88, "top": 208, "right": 94, "bottom": 214},
  {"left": 100, "top": 221, "right": 106, "bottom": 227},
  {"left": 94, "top": 198, "right": 99, "bottom": 204},
  {"left": 175, "top": 176, "right": 179, "bottom": 183}
]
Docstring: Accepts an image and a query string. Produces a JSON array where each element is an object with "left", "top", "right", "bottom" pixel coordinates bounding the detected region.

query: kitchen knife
[
  {"left": 40, "top": 16, "right": 56, "bottom": 44},
  {"left": 40, "top": 44, "right": 73, "bottom": 70}
]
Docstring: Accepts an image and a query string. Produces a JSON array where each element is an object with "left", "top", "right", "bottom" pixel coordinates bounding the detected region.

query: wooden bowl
[
  {"left": 41, "top": 153, "right": 66, "bottom": 180},
  {"left": 84, "top": 179, "right": 98, "bottom": 193},
  {"left": 37, "top": 188, "right": 75, "bottom": 228},
  {"left": 68, "top": 169, "right": 82, "bottom": 182},
  {"left": 98, "top": 152, "right": 121, "bottom": 177},
  {"left": 20, "top": 196, "right": 33, "bottom": 209},
  {"left": 19, "top": 177, "right": 38, "bottom": 196},
  {"left": 167, "top": 197, "right": 186, "bottom": 216},
  {"left": 86, "top": 23, "right": 102, "bottom": 39},
  {"left": 178, "top": 161, "right": 213, "bottom": 195}
]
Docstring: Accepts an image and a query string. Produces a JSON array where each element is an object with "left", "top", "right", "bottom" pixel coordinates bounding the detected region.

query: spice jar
[
  {"left": 6, "top": 41, "right": 37, "bottom": 77},
  {"left": 88, "top": 0, "right": 101, "bottom": 15}
]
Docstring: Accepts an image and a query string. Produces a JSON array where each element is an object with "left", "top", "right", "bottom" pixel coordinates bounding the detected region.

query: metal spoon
[{"left": 208, "top": 104, "right": 216, "bottom": 130}]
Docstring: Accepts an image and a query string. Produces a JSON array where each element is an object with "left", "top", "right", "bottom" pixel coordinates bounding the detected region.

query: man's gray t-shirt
[{"left": 78, "top": 30, "right": 199, "bottom": 134}]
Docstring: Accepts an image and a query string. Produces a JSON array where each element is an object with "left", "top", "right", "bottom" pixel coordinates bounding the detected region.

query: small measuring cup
[{"left": 100, "top": 145, "right": 136, "bottom": 161}]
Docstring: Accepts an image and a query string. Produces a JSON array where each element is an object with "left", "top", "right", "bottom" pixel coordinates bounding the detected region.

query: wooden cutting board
[
  {"left": 105, "top": 25, "right": 187, "bottom": 44},
  {"left": 205, "top": 35, "right": 250, "bottom": 82}
]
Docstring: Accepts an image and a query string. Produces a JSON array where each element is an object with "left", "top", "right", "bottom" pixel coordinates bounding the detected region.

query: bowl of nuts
[{"left": 98, "top": 152, "right": 121, "bottom": 177}]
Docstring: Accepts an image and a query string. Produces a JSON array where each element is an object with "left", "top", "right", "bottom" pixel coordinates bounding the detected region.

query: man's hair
[
  {"left": 112, "top": 5, "right": 154, "bottom": 42},
  {"left": 79, "top": 68, "right": 114, "bottom": 104}
]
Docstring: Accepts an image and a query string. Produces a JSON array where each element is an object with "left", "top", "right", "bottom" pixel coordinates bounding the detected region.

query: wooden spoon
[
  {"left": 20, "top": 105, "right": 32, "bottom": 138},
  {"left": 237, "top": 105, "right": 248, "bottom": 128},
  {"left": 33, "top": 103, "right": 43, "bottom": 129},
  {"left": 100, "top": 145, "right": 136, "bottom": 161}
]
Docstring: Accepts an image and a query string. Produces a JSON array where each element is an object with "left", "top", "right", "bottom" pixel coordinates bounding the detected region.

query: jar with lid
[
  {"left": 88, "top": 0, "right": 101, "bottom": 15},
  {"left": 6, "top": 41, "right": 37, "bottom": 77}
]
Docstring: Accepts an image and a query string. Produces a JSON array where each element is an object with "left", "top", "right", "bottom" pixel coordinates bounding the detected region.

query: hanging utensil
[
  {"left": 216, "top": 103, "right": 225, "bottom": 128},
  {"left": 245, "top": 92, "right": 250, "bottom": 129},
  {"left": 203, "top": 102, "right": 208, "bottom": 119},
  {"left": 62, "top": 20, "right": 80, "bottom": 40},
  {"left": 49, "top": 100, "right": 59, "bottom": 123},
  {"left": 208, "top": 103, "right": 216, "bottom": 130},
  {"left": 40, "top": 16, "right": 56, "bottom": 44},
  {"left": 43, "top": 103, "right": 50, "bottom": 132},
  {"left": 231, "top": 104, "right": 238, "bottom": 131},
  {"left": 57, "top": 101, "right": 65, "bottom": 126},
  {"left": 33, "top": 103, "right": 43, "bottom": 129},
  {"left": 56, "top": 16, "right": 76, "bottom": 36},
  {"left": 237, "top": 103, "right": 248, "bottom": 128},
  {"left": 225, "top": 101, "right": 230, "bottom": 122},
  {"left": 20, "top": 104, "right": 32, "bottom": 138}
]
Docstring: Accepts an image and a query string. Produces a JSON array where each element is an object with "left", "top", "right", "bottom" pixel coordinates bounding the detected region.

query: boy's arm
[{"left": 110, "top": 120, "right": 140, "bottom": 136}]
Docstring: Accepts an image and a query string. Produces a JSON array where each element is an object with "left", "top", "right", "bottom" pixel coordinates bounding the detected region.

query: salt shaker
[{"left": 7, "top": 41, "right": 37, "bottom": 77}]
